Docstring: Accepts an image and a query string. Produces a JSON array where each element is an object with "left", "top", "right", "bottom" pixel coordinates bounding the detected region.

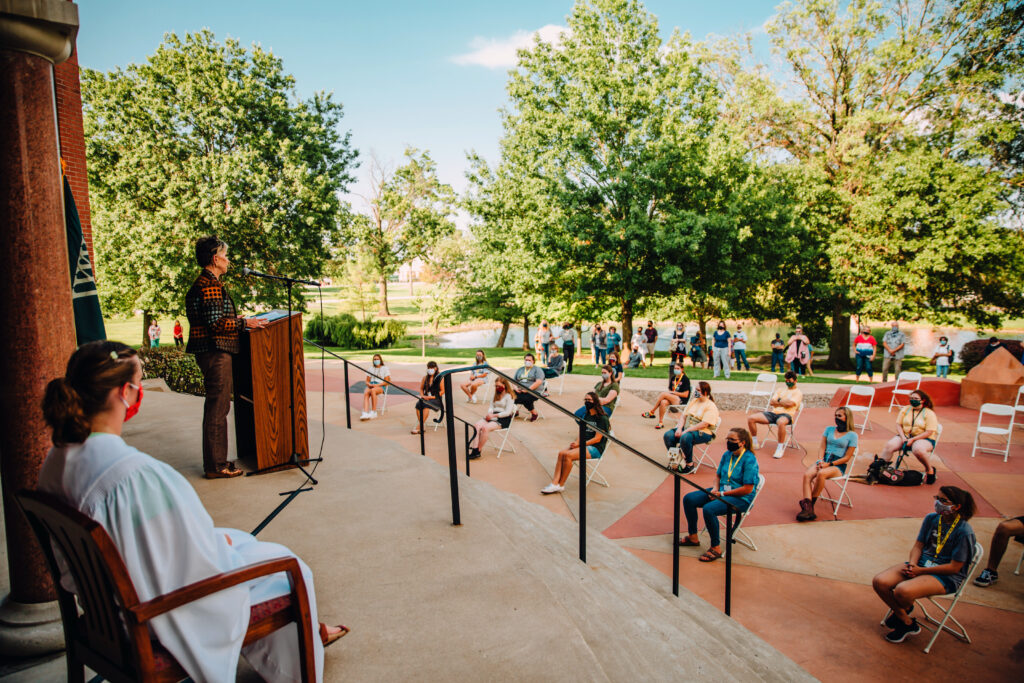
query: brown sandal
[
  {"left": 320, "top": 622, "right": 350, "bottom": 647},
  {"left": 699, "top": 548, "right": 722, "bottom": 562}
]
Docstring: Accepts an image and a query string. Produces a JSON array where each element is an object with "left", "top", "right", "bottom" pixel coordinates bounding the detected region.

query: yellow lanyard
[
  {"left": 935, "top": 515, "right": 960, "bottom": 556},
  {"left": 725, "top": 452, "right": 744, "bottom": 482}
]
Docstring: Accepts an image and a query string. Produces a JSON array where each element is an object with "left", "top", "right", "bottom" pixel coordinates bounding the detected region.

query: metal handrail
[{"left": 436, "top": 364, "right": 741, "bottom": 616}]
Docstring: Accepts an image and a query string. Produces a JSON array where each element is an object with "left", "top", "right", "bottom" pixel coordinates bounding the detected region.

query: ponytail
[{"left": 42, "top": 341, "right": 138, "bottom": 447}]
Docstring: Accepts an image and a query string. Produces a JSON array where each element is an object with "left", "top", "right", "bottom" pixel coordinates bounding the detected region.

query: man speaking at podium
[{"left": 186, "top": 236, "right": 267, "bottom": 479}]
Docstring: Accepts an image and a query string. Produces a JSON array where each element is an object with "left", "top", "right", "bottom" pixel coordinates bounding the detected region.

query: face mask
[
  {"left": 835, "top": 418, "right": 847, "bottom": 431},
  {"left": 584, "top": 401, "right": 596, "bottom": 410},
  {"left": 909, "top": 398, "right": 921, "bottom": 407},
  {"left": 121, "top": 383, "right": 143, "bottom": 421},
  {"left": 934, "top": 500, "right": 954, "bottom": 515},
  {"left": 673, "top": 368, "right": 681, "bottom": 376},
  {"left": 495, "top": 386, "right": 505, "bottom": 394},
  {"left": 692, "top": 390, "right": 702, "bottom": 399},
  {"left": 373, "top": 359, "right": 381, "bottom": 366},
  {"left": 427, "top": 368, "right": 436, "bottom": 376},
  {"left": 601, "top": 372, "right": 610, "bottom": 380},
  {"left": 524, "top": 360, "right": 533, "bottom": 368},
  {"left": 718, "top": 326, "right": 725, "bottom": 331},
  {"left": 940, "top": 341, "right": 947, "bottom": 346},
  {"left": 725, "top": 440, "right": 741, "bottom": 453},
  {"left": 476, "top": 356, "right": 483, "bottom": 362},
  {"left": 677, "top": 326, "right": 682, "bottom": 330},
  {"left": 786, "top": 381, "right": 796, "bottom": 388}
]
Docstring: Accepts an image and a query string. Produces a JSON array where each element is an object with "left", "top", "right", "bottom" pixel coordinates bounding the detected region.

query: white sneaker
[
  {"left": 752, "top": 436, "right": 759, "bottom": 449},
  {"left": 471, "top": 396, "right": 478, "bottom": 404},
  {"left": 359, "top": 412, "right": 369, "bottom": 421},
  {"left": 541, "top": 483, "right": 564, "bottom": 494},
  {"left": 773, "top": 444, "right": 786, "bottom": 459},
  {"left": 369, "top": 411, "right": 378, "bottom": 419}
]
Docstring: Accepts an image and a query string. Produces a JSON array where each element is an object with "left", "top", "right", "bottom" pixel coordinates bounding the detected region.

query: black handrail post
[
  {"left": 725, "top": 508, "right": 734, "bottom": 617},
  {"left": 343, "top": 362, "right": 351, "bottom": 430},
  {"left": 464, "top": 422, "right": 471, "bottom": 476},
  {"left": 578, "top": 419, "right": 586, "bottom": 563},
  {"left": 672, "top": 475, "right": 681, "bottom": 597},
  {"left": 419, "top": 408, "right": 425, "bottom": 456},
  {"left": 443, "top": 373, "right": 461, "bottom": 526}
]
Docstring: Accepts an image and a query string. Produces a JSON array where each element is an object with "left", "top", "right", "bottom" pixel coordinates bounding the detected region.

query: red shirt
[{"left": 174, "top": 322, "right": 183, "bottom": 337}]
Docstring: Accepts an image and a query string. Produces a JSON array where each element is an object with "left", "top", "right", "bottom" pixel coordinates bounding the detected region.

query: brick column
[{"left": 0, "top": 0, "right": 79, "bottom": 656}]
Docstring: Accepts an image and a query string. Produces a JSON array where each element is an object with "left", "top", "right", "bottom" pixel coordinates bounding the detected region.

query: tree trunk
[
  {"left": 522, "top": 315, "right": 530, "bottom": 351},
  {"left": 825, "top": 303, "right": 852, "bottom": 369},
  {"left": 621, "top": 298, "right": 633, "bottom": 348},
  {"left": 378, "top": 276, "right": 391, "bottom": 316},
  {"left": 142, "top": 310, "right": 152, "bottom": 348},
  {"left": 696, "top": 315, "right": 708, "bottom": 353},
  {"left": 496, "top": 318, "right": 511, "bottom": 348}
]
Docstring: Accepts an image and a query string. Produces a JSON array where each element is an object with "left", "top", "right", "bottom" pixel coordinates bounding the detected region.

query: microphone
[{"left": 241, "top": 267, "right": 320, "bottom": 287}]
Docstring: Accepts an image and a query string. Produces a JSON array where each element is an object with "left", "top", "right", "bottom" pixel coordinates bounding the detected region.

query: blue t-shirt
[
  {"left": 822, "top": 426, "right": 858, "bottom": 472},
  {"left": 916, "top": 513, "right": 975, "bottom": 587},
  {"left": 713, "top": 330, "right": 731, "bottom": 348},
  {"left": 715, "top": 449, "right": 759, "bottom": 506},
  {"left": 607, "top": 332, "right": 621, "bottom": 349}
]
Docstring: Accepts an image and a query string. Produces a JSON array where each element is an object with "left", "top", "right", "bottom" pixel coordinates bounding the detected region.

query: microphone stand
[{"left": 241, "top": 269, "right": 323, "bottom": 510}]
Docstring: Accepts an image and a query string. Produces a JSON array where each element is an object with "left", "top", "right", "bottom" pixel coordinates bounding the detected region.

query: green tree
[
  {"left": 83, "top": 30, "right": 357, "bottom": 343},
  {"left": 349, "top": 149, "right": 456, "bottom": 316}
]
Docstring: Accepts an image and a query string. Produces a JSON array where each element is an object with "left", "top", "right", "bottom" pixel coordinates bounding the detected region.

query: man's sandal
[
  {"left": 320, "top": 623, "right": 350, "bottom": 647},
  {"left": 699, "top": 549, "right": 722, "bottom": 562}
]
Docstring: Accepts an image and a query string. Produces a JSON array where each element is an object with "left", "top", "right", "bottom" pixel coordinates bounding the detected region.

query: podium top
[{"left": 248, "top": 310, "right": 297, "bottom": 323}]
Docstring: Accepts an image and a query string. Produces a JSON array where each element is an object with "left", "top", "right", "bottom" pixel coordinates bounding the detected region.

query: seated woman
[
  {"left": 460, "top": 350, "right": 489, "bottom": 402},
  {"left": 513, "top": 353, "right": 545, "bottom": 422},
  {"left": 607, "top": 352, "right": 624, "bottom": 384},
  {"left": 796, "top": 407, "right": 858, "bottom": 521},
  {"left": 412, "top": 360, "right": 444, "bottom": 434},
  {"left": 881, "top": 389, "right": 939, "bottom": 484},
  {"left": 361, "top": 353, "right": 390, "bottom": 420},
  {"left": 872, "top": 486, "right": 977, "bottom": 643},
  {"left": 641, "top": 362, "right": 691, "bottom": 429},
  {"left": 38, "top": 341, "right": 345, "bottom": 683},
  {"left": 573, "top": 365, "right": 618, "bottom": 418},
  {"left": 663, "top": 381, "right": 719, "bottom": 474},
  {"left": 541, "top": 392, "right": 610, "bottom": 494},
  {"left": 467, "top": 378, "right": 516, "bottom": 459},
  {"left": 678, "top": 428, "right": 760, "bottom": 562},
  {"left": 626, "top": 344, "right": 644, "bottom": 369},
  {"left": 544, "top": 347, "right": 565, "bottom": 379}
]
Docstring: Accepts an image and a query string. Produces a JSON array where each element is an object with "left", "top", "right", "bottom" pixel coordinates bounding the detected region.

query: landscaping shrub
[
  {"left": 958, "top": 338, "right": 1024, "bottom": 373},
  {"left": 304, "top": 314, "right": 406, "bottom": 350},
  {"left": 138, "top": 346, "right": 205, "bottom": 395}
]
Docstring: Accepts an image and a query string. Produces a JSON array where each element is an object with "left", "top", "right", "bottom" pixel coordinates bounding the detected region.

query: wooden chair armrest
[{"left": 130, "top": 557, "right": 303, "bottom": 623}]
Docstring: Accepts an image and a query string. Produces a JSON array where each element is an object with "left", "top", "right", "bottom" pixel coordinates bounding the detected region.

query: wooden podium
[{"left": 233, "top": 310, "right": 308, "bottom": 472}]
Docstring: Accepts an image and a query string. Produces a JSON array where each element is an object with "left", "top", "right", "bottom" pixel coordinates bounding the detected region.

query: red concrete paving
[{"left": 627, "top": 547, "right": 1024, "bottom": 682}]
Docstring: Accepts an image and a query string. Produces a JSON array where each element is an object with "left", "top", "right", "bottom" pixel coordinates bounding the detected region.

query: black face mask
[
  {"left": 726, "top": 441, "right": 741, "bottom": 452},
  {"left": 835, "top": 418, "right": 847, "bottom": 431},
  {"left": 584, "top": 401, "right": 596, "bottom": 411}
]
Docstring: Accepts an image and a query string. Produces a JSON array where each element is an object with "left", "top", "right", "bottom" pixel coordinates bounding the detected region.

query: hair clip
[{"left": 110, "top": 351, "right": 119, "bottom": 361}]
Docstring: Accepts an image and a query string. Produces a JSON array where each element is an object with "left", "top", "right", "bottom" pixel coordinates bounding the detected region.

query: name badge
[{"left": 922, "top": 559, "right": 937, "bottom": 568}]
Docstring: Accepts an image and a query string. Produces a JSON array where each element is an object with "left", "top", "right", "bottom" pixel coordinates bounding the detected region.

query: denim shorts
[
  {"left": 762, "top": 411, "right": 792, "bottom": 425},
  {"left": 587, "top": 445, "right": 602, "bottom": 459},
  {"left": 917, "top": 564, "right": 959, "bottom": 594}
]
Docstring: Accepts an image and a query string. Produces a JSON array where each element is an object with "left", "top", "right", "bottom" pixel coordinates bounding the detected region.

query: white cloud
[{"left": 451, "top": 24, "right": 568, "bottom": 69}]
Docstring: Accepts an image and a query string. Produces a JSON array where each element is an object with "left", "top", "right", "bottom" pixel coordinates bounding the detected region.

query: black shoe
[
  {"left": 925, "top": 470, "right": 936, "bottom": 485},
  {"left": 883, "top": 605, "right": 913, "bottom": 629},
  {"left": 679, "top": 462, "right": 697, "bottom": 475},
  {"left": 885, "top": 618, "right": 921, "bottom": 643},
  {"left": 468, "top": 449, "right": 481, "bottom": 460}
]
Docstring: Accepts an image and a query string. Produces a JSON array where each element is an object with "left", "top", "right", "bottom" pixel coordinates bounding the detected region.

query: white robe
[{"left": 37, "top": 433, "right": 325, "bottom": 683}]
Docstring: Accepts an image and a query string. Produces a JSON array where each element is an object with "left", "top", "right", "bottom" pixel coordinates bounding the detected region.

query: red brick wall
[{"left": 54, "top": 48, "right": 93, "bottom": 265}]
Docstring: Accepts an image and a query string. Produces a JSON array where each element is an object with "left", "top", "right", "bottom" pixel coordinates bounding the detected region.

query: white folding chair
[
  {"left": 819, "top": 448, "right": 859, "bottom": 519},
  {"left": 477, "top": 371, "right": 496, "bottom": 405},
  {"left": 1015, "top": 385, "right": 1024, "bottom": 430},
  {"left": 376, "top": 382, "right": 390, "bottom": 415},
  {"left": 693, "top": 418, "right": 724, "bottom": 472},
  {"left": 970, "top": 403, "right": 1015, "bottom": 462},
  {"left": 1015, "top": 543, "right": 1023, "bottom": 576},
  {"left": 700, "top": 474, "right": 765, "bottom": 551},
  {"left": 763, "top": 403, "right": 805, "bottom": 453},
  {"left": 882, "top": 542, "right": 984, "bottom": 654},
  {"left": 572, "top": 441, "right": 611, "bottom": 488},
  {"left": 485, "top": 417, "right": 517, "bottom": 458},
  {"left": 888, "top": 371, "right": 923, "bottom": 412},
  {"left": 745, "top": 373, "right": 777, "bottom": 413},
  {"left": 845, "top": 385, "right": 876, "bottom": 433},
  {"left": 556, "top": 371, "right": 566, "bottom": 396}
]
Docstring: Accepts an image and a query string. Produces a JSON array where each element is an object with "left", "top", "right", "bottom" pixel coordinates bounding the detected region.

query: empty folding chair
[
  {"left": 820, "top": 448, "right": 859, "bottom": 519},
  {"left": 888, "top": 371, "right": 923, "bottom": 412},
  {"left": 882, "top": 542, "right": 984, "bottom": 654},
  {"left": 701, "top": 474, "right": 766, "bottom": 551},
  {"left": 1015, "top": 385, "right": 1024, "bottom": 430},
  {"left": 845, "top": 385, "right": 876, "bottom": 433},
  {"left": 970, "top": 403, "right": 1015, "bottom": 462},
  {"left": 763, "top": 403, "right": 805, "bottom": 454},
  {"left": 745, "top": 373, "right": 777, "bottom": 413}
]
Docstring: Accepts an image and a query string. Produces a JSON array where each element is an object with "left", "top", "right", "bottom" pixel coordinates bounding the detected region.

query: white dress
[{"left": 37, "top": 433, "right": 325, "bottom": 683}]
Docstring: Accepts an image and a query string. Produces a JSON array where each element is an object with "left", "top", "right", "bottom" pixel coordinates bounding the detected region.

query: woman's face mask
[
  {"left": 601, "top": 372, "right": 610, "bottom": 381},
  {"left": 673, "top": 368, "right": 681, "bottom": 376},
  {"left": 934, "top": 499, "right": 955, "bottom": 515},
  {"left": 524, "top": 360, "right": 534, "bottom": 368},
  {"left": 373, "top": 359, "right": 381, "bottom": 366},
  {"left": 427, "top": 368, "right": 436, "bottom": 376},
  {"left": 909, "top": 397, "right": 922, "bottom": 408},
  {"left": 122, "top": 383, "right": 143, "bottom": 421}
]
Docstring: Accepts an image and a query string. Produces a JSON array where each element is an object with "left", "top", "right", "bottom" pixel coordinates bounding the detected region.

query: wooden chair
[{"left": 17, "top": 489, "right": 316, "bottom": 683}]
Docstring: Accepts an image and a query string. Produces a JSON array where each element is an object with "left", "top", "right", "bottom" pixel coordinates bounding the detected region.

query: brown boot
[{"left": 796, "top": 498, "right": 815, "bottom": 521}]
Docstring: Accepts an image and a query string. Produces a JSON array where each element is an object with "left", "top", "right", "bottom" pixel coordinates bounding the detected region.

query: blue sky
[{"left": 76, "top": 0, "right": 779, "bottom": 207}]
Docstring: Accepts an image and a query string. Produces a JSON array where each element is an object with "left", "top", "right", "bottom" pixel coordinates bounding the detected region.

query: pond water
[{"left": 438, "top": 322, "right": 1021, "bottom": 356}]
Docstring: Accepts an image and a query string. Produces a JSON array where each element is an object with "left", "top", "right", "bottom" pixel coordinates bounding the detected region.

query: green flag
[{"left": 63, "top": 176, "right": 106, "bottom": 345}]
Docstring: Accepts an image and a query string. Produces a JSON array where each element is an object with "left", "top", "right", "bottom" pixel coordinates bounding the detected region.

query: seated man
[
  {"left": 39, "top": 341, "right": 346, "bottom": 683},
  {"left": 626, "top": 344, "right": 644, "bottom": 369},
  {"left": 747, "top": 371, "right": 802, "bottom": 459},
  {"left": 541, "top": 392, "right": 610, "bottom": 494},
  {"left": 974, "top": 515, "right": 1024, "bottom": 587}
]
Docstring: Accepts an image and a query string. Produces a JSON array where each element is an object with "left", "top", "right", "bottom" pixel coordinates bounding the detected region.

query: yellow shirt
[
  {"left": 771, "top": 387, "right": 803, "bottom": 417},
  {"left": 683, "top": 399, "right": 720, "bottom": 435},
  {"left": 897, "top": 406, "right": 939, "bottom": 438}
]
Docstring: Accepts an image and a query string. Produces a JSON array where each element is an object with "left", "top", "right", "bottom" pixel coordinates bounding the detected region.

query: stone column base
[{"left": 0, "top": 594, "right": 64, "bottom": 657}]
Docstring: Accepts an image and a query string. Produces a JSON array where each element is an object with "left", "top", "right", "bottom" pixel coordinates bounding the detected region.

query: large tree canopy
[{"left": 84, "top": 30, "right": 357, "bottom": 333}]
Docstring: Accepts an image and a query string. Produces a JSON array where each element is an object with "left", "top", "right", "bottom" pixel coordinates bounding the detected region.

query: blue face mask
[{"left": 673, "top": 368, "right": 681, "bottom": 376}]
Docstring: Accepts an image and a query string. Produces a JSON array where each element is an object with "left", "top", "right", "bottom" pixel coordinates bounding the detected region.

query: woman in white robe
[{"left": 39, "top": 341, "right": 345, "bottom": 683}]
